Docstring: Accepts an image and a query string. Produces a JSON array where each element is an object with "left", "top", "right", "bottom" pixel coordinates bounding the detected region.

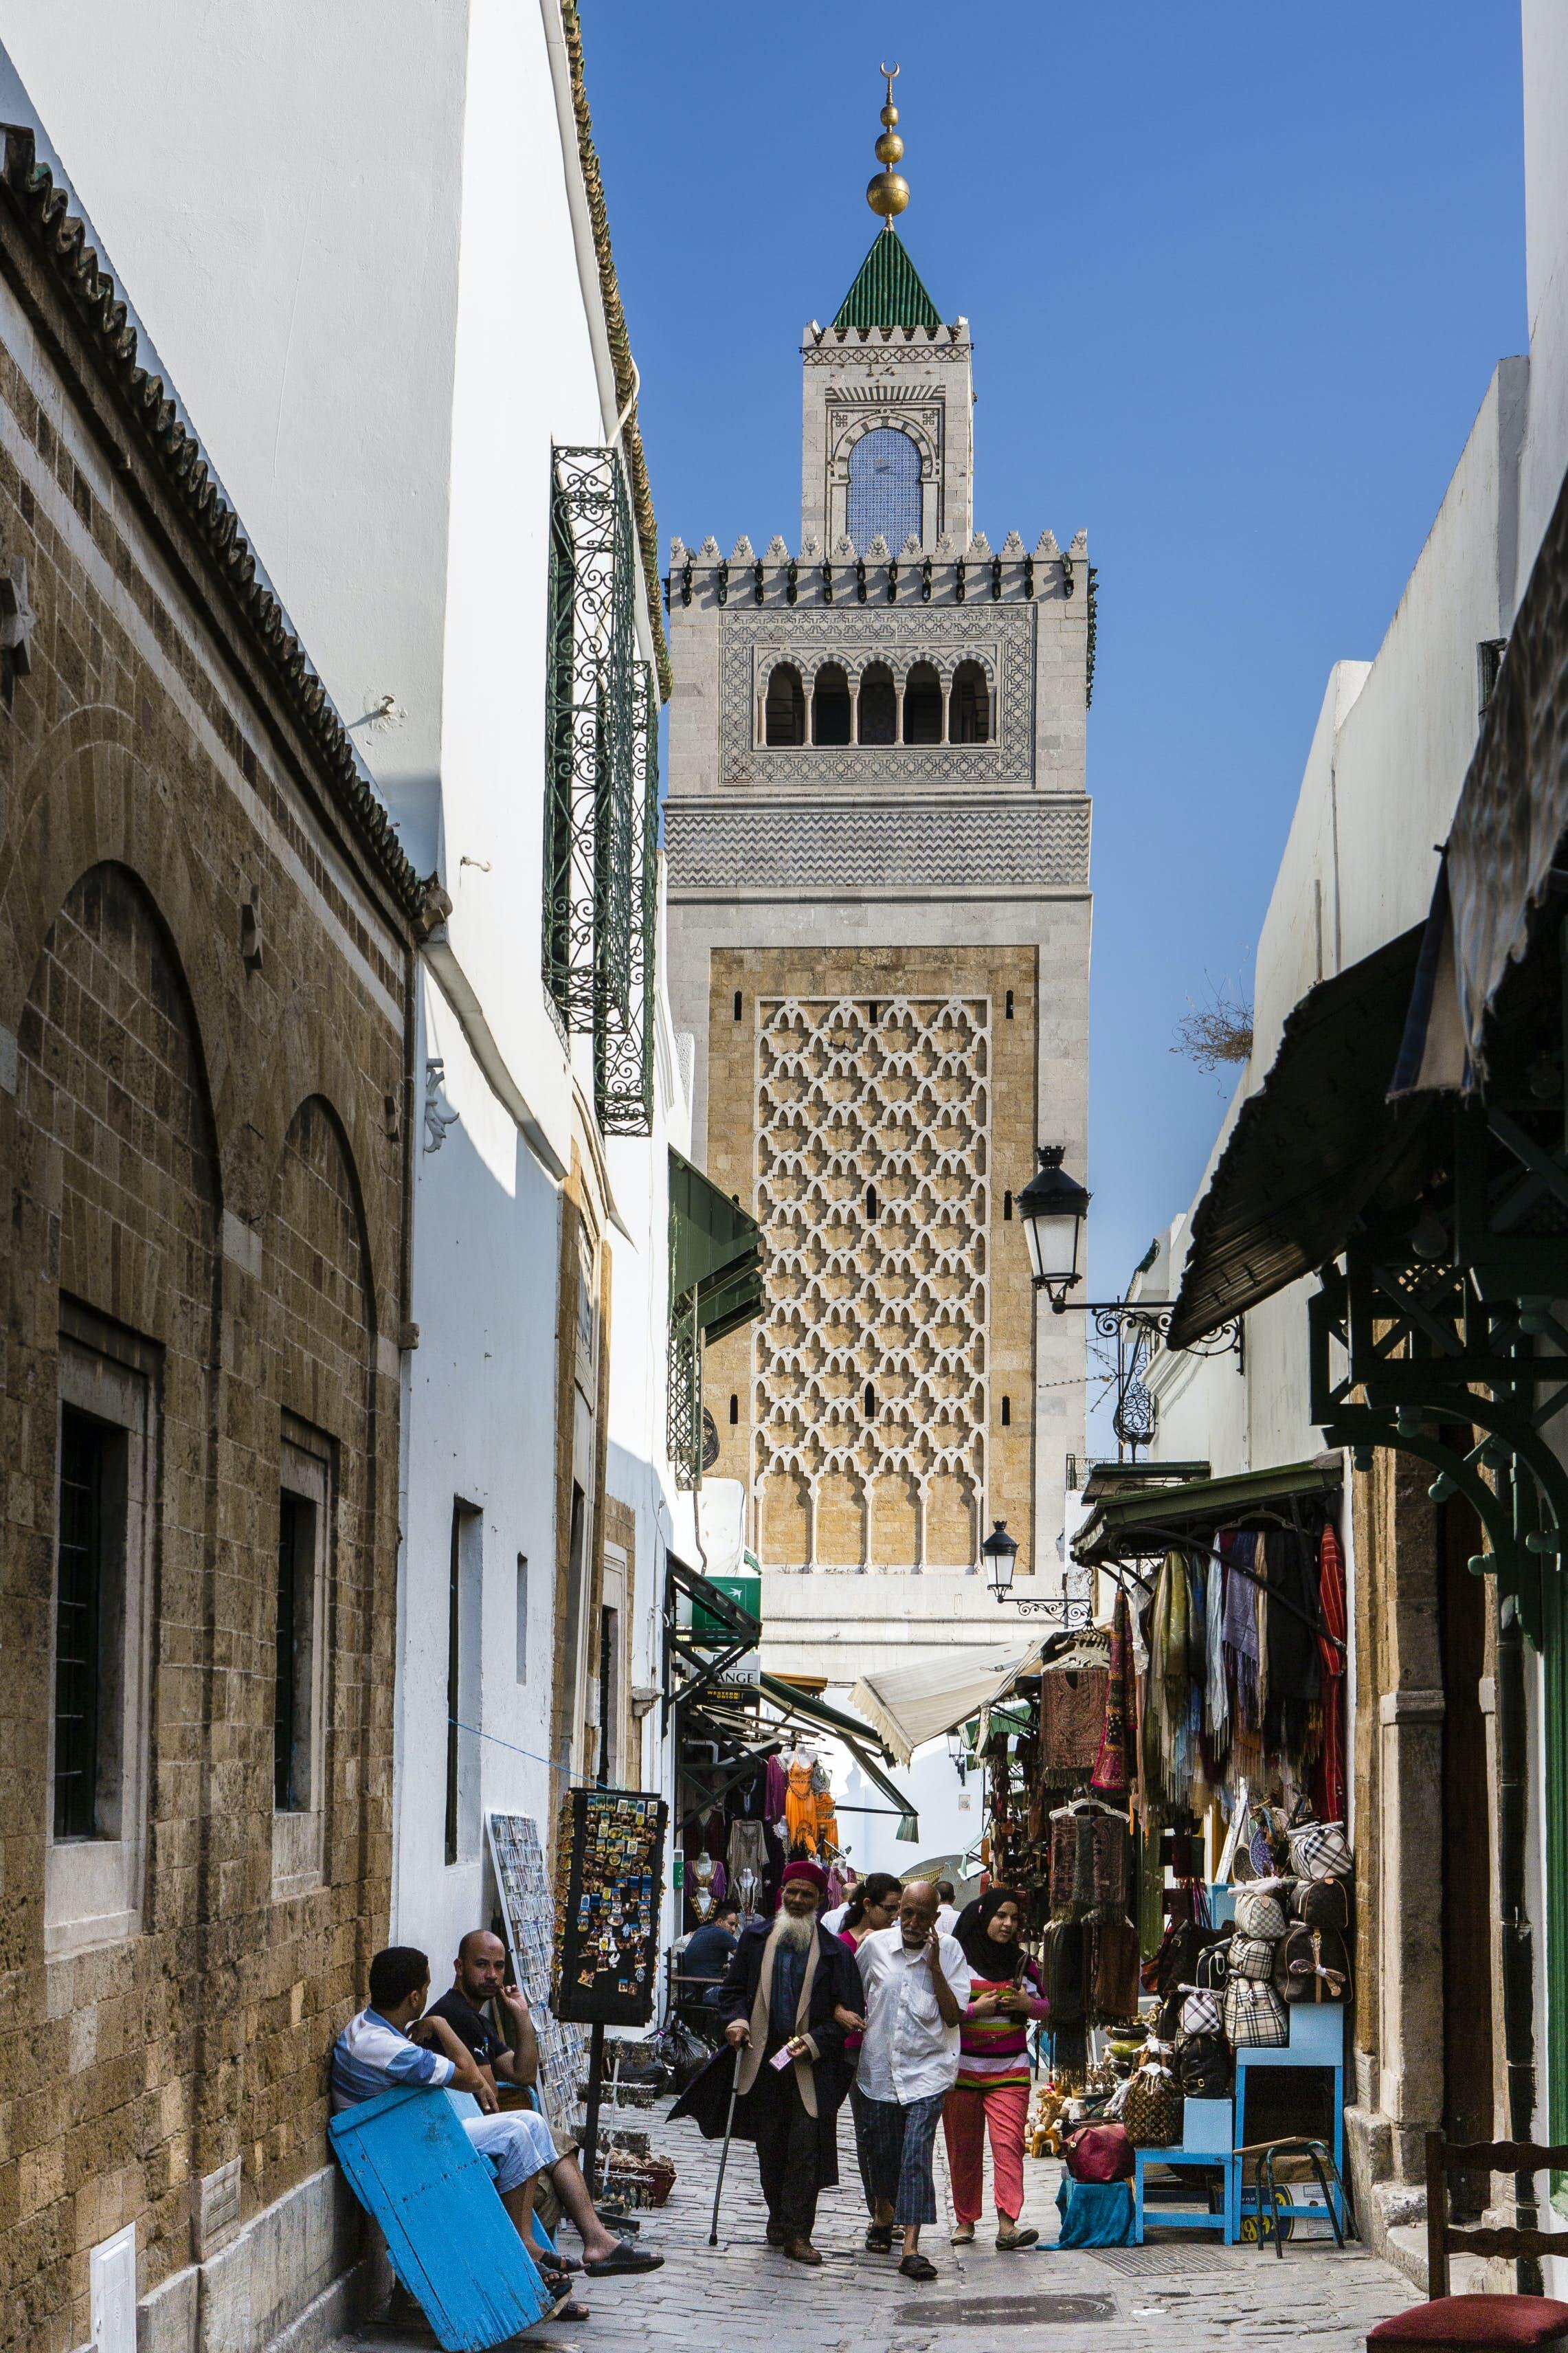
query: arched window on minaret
[
  {"left": 847, "top": 426, "right": 921, "bottom": 551},
  {"left": 950, "top": 659, "right": 991, "bottom": 744},
  {"left": 903, "top": 662, "right": 942, "bottom": 745},
  {"left": 764, "top": 662, "right": 806, "bottom": 746},
  {"left": 858, "top": 662, "right": 897, "bottom": 745},
  {"left": 812, "top": 662, "right": 852, "bottom": 746}
]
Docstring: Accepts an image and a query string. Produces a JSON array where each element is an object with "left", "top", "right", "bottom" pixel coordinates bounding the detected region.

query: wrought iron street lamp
[
  {"left": 1016, "top": 1146, "right": 1090, "bottom": 1310},
  {"left": 981, "top": 1517, "right": 1019, "bottom": 1598}
]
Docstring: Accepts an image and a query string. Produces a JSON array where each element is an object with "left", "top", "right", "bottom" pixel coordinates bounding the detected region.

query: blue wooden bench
[{"left": 329, "top": 2086, "right": 555, "bottom": 2350}]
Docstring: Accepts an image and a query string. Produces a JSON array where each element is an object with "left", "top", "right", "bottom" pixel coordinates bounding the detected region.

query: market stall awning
[
  {"left": 669, "top": 1147, "right": 764, "bottom": 1343},
  {"left": 1166, "top": 925, "right": 1430, "bottom": 1349},
  {"left": 1071, "top": 1458, "right": 1344, "bottom": 1570},
  {"left": 848, "top": 1642, "right": 1043, "bottom": 1769},
  {"left": 757, "top": 1674, "right": 919, "bottom": 1838}
]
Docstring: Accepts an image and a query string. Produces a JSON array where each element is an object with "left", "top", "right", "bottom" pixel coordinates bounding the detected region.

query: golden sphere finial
[{"left": 867, "top": 65, "right": 910, "bottom": 224}]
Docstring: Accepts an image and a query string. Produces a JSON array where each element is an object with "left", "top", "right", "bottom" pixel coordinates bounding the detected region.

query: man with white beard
[
  {"left": 853, "top": 1880, "right": 972, "bottom": 2282},
  {"left": 671, "top": 1858, "right": 865, "bottom": 2264}
]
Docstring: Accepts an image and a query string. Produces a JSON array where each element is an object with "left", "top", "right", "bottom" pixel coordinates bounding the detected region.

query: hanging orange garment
[{"left": 785, "top": 1759, "right": 818, "bottom": 1852}]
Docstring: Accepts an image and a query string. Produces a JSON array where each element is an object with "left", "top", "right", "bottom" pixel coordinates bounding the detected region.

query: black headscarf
[{"left": 953, "top": 1886, "right": 1027, "bottom": 1981}]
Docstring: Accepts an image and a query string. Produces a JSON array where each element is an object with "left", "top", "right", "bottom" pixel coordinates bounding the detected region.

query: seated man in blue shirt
[
  {"left": 681, "top": 1902, "right": 741, "bottom": 2005},
  {"left": 332, "top": 1944, "right": 583, "bottom": 2317}
]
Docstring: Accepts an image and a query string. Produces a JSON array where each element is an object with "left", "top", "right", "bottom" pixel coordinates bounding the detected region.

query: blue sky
[{"left": 588, "top": 0, "right": 1525, "bottom": 1381}]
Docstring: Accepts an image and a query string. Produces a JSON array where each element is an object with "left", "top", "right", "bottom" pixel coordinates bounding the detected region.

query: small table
[{"left": 1133, "top": 2102, "right": 1237, "bottom": 2246}]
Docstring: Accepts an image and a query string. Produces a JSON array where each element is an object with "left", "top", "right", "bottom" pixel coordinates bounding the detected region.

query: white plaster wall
[
  {"left": 0, "top": 0, "right": 471, "bottom": 869},
  {"left": 1518, "top": 0, "right": 1568, "bottom": 606},
  {"left": 394, "top": 966, "right": 563, "bottom": 1963}
]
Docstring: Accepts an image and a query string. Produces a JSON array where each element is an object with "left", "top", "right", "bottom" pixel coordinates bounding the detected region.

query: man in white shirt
[
  {"left": 853, "top": 1882, "right": 972, "bottom": 2282},
  {"left": 933, "top": 1880, "right": 959, "bottom": 1936}
]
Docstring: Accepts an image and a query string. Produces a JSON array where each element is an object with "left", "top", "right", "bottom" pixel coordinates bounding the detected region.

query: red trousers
[{"left": 942, "top": 2080, "right": 1029, "bottom": 2225}]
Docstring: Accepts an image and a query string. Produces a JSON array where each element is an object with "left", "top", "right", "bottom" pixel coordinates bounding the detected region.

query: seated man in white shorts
[{"left": 331, "top": 1944, "right": 583, "bottom": 2319}]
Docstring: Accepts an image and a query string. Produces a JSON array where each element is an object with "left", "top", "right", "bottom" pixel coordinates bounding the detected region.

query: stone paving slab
[{"left": 339, "top": 2095, "right": 1421, "bottom": 2352}]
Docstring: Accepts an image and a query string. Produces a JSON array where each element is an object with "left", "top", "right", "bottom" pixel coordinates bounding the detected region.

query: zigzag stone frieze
[{"left": 665, "top": 799, "right": 1091, "bottom": 893}]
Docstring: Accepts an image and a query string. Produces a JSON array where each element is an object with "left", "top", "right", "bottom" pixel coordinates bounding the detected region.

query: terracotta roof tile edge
[
  {"left": 0, "top": 126, "right": 436, "bottom": 928},
  {"left": 559, "top": 0, "right": 671, "bottom": 702}
]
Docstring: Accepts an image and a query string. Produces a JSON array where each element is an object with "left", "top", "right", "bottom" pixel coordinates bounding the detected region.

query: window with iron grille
[
  {"left": 847, "top": 427, "right": 921, "bottom": 553},
  {"left": 54, "top": 1408, "right": 113, "bottom": 1840},
  {"left": 543, "top": 445, "right": 658, "bottom": 1135}
]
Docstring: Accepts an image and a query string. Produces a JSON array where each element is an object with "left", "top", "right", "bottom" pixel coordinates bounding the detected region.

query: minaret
[{"left": 664, "top": 73, "right": 1093, "bottom": 1682}]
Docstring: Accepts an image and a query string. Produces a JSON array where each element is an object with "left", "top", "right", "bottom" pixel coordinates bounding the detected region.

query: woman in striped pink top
[{"left": 941, "top": 1889, "right": 1049, "bottom": 2249}]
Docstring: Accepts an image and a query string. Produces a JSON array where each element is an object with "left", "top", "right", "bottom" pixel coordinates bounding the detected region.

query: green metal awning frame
[
  {"left": 1167, "top": 925, "right": 1431, "bottom": 1349},
  {"left": 669, "top": 1148, "right": 764, "bottom": 1342},
  {"left": 1072, "top": 1458, "right": 1343, "bottom": 1570}
]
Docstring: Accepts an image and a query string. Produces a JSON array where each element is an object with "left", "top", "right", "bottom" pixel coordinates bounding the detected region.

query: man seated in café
[
  {"left": 426, "top": 1928, "right": 663, "bottom": 2277},
  {"left": 331, "top": 1945, "right": 585, "bottom": 2318},
  {"left": 679, "top": 1901, "right": 742, "bottom": 2005}
]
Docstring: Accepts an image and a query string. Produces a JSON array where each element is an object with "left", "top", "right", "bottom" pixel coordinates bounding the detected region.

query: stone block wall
[{"left": 0, "top": 169, "right": 416, "bottom": 2351}]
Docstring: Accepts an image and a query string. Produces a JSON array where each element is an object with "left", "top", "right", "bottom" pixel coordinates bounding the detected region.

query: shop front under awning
[
  {"left": 1071, "top": 1457, "right": 1345, "bottom": 1571},
  {"left": 849, "top": 1642, "right": 1044, "bottom": 1769},
  {"left": 757, "top": 1675, "right": 919, "bottom": 1838},
  {"left": 1166, "top": 924, "right": 1431, "bottom": 1349}
]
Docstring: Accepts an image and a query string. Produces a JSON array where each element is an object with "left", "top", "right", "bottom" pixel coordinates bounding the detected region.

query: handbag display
[
  {"left": 1228, "top": 1934, "right": 1276, "bottom": 1983},
  {"left": 1176, "top": 2032, "right": 1233, "bottom": 2099},
  {"left": 1122, "top": 2059, "right": 1183, "bottom": 2149},
  {"left": 1224, "top": 1977, "right": 1289, "bottom": 2049},
  {"left": 1286, "top": 1816, "right": 1354, "bottom": 1880},
  {"left": 1063, "top": 2121, "right": 1135, "bottom": 2183},
  {"left": 1176, "top": 1981, "right": 1224, "bottom": 2038},
  {"left": 1274, "top": 1922, "right": 1351, "bottom": 2005},
  {"left": 1292, "top": 1875, "right": 1349, "bottom": 1930},
  {"left": 1233, "top": 1887, "right": 1290, "bottom": 1940}
]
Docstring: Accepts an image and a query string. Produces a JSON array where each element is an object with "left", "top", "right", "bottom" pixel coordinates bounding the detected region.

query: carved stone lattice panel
[
  {"left": 666, "top": 798, "right": 1090, "bottom": 895},
  {"left": 719, "top": 606, "right": 1034, "bottom": 789},
  {"left": 752, "top": 994, "right": 989, "bottom": 1572}
]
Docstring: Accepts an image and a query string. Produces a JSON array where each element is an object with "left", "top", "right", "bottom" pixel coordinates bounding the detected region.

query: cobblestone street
[{"left": 344, "top": 2098, "right": 1421, "bottom": 2353}]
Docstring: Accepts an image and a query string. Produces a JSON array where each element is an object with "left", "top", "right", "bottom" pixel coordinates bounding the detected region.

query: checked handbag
[
  {"left": 1228, "top": 1934, "right": 1277, "bottom": 1983},
  {"left": 1176, "top": 1981, "right": 1224, "bottom": 2038},
  {"left": 1286, "top": 1815, "right": 1354, "bottom": 1882},
  {"left": 1233, "top": 1886, "right": 1290, "bottom": 1941},
  {"left": 1224, "top": 1976, "right": 1288, "bottom": 2048}
]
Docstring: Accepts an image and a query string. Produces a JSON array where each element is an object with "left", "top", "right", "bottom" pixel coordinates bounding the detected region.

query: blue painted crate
[{"left": 330, "top": 2086, "right": 554, "bottom": 2352}]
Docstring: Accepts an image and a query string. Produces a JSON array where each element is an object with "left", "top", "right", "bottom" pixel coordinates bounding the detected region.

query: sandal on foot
[
  {"left": 583, "top": 2242, "right": 664, "bottom": 2275},
  {"left": 899, "top": 2252, "right": 939, "bottom": 2282},
  {"left": 950, "top": 2222, "right": 974, "bottom": 2244},
  {"left": 996, "top": 2224, "right": 1040, "bottom": 2251},
  {"left": 864, "top": 2222, "right": 893, "bottom": 2252}
]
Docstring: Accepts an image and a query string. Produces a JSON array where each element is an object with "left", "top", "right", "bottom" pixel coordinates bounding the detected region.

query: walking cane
[{"left": 708, "top": 2043, "right": 744, "bottom": 2247}]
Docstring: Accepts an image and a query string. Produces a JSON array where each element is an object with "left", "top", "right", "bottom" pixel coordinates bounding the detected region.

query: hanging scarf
[
  {"left": 1090, "top": 1587, "right": 1136, "bottom": 1795},
  {"left": 1039, "top": 1662, "right": 1112, "bottom": 1783},
  {"left": 1311, "top": 1523, "right": 1348, "bottom": 1821},
  {"left": 1223, "top": 1530, "right": 1261, "bottom": 1728},
  {"left": 1205, "top": 1537, "right": 1229, "bottom": 1751}
]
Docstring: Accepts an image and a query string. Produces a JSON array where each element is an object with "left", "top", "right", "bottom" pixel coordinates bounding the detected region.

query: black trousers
[{"left": 751, "top": 2058, "right": 820, "bottom": 2242}]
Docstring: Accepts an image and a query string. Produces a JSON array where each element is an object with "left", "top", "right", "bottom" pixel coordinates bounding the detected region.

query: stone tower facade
[{"left": 664, "top": 221, "right": 1091, "bottom": 1681}]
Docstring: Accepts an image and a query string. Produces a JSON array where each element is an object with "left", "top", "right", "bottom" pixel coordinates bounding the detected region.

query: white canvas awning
[{"left": 848, "top": 1642, "right": 1043, "bottom": 1768}]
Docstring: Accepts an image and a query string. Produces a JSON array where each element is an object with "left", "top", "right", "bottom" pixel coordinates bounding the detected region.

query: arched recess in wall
[
  {"left": 846, "top": 426, "right": 922, "bottom": 552},
  {"left": 811, "top": 662, "right": 852, "bottom": 747},
  {"left": 19, "top": 860, "right": 222, "bottom": 1339},
  {"left": 903, "top": 662, "right": 942, "bottom": 745},
  {"left": 763, "top": 662, "right": 806, "bottom": 747},
  {"left": 857, "top": 662, "right": 897, "bottom": 746},
  {"left": 262, "top": 1095, "right": 376, "bottom": 1442},
  {"left": 950, "top": 660, "right": 990, "bottom": 744}
]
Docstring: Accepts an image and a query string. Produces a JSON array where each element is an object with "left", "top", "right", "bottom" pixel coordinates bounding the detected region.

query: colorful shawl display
[{"left": 1090, "top": 1587, "right": 1136, "bottom": 1794}]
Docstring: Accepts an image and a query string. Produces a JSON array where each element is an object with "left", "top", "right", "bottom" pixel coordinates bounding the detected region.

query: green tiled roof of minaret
[{"left": 831, "top": 225, "right": 942, "bottom": 330}]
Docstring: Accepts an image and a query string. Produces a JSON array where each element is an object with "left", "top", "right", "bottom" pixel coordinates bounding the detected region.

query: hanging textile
[
  {"left": 1312, "top": 1523, "right": 1348, "bottom": 1822},
  {"left": 1222, "top": 1531, "right": 1261, "bottom": 1728},
  {"left": 1205, "top": 1539, "right": 1229, "bottom": 1752},
  {"left": 1263, "top": 1528, "right": 1321, "bottom": 1761},
  {"left": 1090, "top": 1587, "right": 1137, "bottom": 1795},
  {"left": 1040, "top": 1662, "right": 1111, "bottom": 1785}
]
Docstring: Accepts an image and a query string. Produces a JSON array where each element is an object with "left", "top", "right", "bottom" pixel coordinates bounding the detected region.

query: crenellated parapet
[{"left": 667, "top": 526, "right": 1087, "bottom": 614}]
